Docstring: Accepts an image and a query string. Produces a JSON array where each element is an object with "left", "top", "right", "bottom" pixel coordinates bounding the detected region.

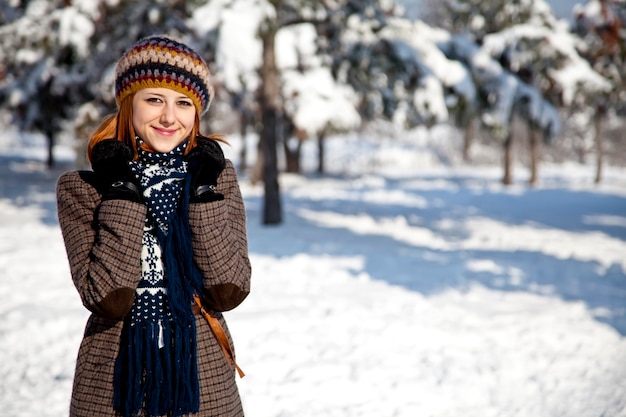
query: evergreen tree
[
  {"left": 444, "top": 0, "right": 557, "bottom": 42},
  {"left": 437, "top": 0, "right": 610, "bottom": 184},
  {"left": 192, "top": 0, "right": 400, "bottom": 225},
  {"left": 480, "top": 19, "right": 610, "bottom": 182},
  {"left": 0, "top": 0, "right": 95, "bottom": 167},
  {"left": 192, "top": 0, "right": 330, "bottom": 225},
  {"left": 0, "top": 0, "right": 200, "bottom": 166},
  {"left": 573, "top": 0, "right": 625, "bottom": 183}
]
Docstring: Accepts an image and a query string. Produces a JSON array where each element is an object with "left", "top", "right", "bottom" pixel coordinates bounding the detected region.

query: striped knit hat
[{"left": 115, "top": 35, "right": 214, "bottom": 115}]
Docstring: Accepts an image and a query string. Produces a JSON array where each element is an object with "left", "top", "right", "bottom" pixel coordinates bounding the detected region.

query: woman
[{"left": 57, "top": 35, "right": 251, "bottom": 417}]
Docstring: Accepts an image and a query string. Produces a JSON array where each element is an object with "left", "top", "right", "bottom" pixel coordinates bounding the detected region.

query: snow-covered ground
[{"left": 1, "top": 131, "right": 625, "bottom": 417}]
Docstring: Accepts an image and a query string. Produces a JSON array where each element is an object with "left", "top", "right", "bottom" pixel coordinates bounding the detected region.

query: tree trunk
[
  {"left": 239, "top": 109, "right": 249, "bottom": 173},
  {"left": 282, "top": 118, "right": 301, "bottom": 174},
  {"left": 594, "top": 105, "right": 604, "bottom": 184},
  {"left": 45, "top": 130, "right": 55, "bottom": 168},
  {"left": 502, "top": 132, "right": 513, "bottom": 186},
  {"left": 260, "top": 27, "right": 282, "bottom": 225},
  {"left": 317, "top": 130, "right": 326, "bottom": 174},
  {"left": 283, "top": 137, "right": 301, "bottom": 173},
  {"left": 250, "top": 138, "right": 264, "bottom": 185},
  {"left": 462, "top": 119, "right": 474, "bottom": 163},
  {"left": 529, "top": 128, "right": 539, "bottom": 186}
]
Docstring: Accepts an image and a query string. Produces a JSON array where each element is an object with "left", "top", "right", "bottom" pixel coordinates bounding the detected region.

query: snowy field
[{"left": 1, "top": 131, "right": 626, "bottom": 417}]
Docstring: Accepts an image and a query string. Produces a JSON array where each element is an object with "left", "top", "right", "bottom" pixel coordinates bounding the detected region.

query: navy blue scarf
[{"left": 114, "top": 140, "right": 205, "bottom": 417}]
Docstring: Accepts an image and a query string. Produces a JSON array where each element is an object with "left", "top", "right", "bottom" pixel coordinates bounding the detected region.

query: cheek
[
  {"left": 181, "top": 111, "right": 196, "bottom": 132},
  {"left": 132, "top": 103, "right": 158, "bottom": 135},
  {"left": 131, "top": 102, "right": 145, "bottom": 132},
  {"left": 131, "top": 114, "right": 140, "bottom": 133}
]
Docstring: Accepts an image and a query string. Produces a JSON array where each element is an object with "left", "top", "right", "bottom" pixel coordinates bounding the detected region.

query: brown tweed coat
[{"left": 56, "top": 160, "right": 251, "bottom": 417}]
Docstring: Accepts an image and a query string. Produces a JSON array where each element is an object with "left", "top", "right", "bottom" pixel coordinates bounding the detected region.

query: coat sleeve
[
  {"left": 189, "top": 160, "right": 251, "bottom": 312},
  {"left": 56, "top": 171, "right": 146, "bottom": 320}
]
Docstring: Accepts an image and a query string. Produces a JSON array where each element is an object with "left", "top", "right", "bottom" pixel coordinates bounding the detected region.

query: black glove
[
  {"left": 91, "top": 139, "right": 142, "bottom": 203},
  {"left": 186, "top": 137, "right": 226, "bottom": 203}
]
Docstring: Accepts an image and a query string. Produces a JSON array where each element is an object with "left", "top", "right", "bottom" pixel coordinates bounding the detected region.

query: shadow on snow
[
  {"left": 0, "top": 155, "right": 72, "bottom": 226},
  {"left": 245, "top": 174, "right": 626, "bottom": 336},
  {"left": 2, "top": 158, "right": 625, "bottom": 335}
]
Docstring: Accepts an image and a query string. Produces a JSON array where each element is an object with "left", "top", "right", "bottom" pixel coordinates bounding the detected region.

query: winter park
[{"left": 1, "top": 1, "right": 626, "bottom": 417}]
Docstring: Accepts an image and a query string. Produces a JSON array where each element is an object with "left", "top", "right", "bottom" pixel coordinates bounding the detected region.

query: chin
[{"left": 150, "top": 138, "right": 184, "bottom": 153}]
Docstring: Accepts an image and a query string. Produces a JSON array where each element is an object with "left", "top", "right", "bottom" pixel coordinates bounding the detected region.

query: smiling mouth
[{"left": 153, "top": 126, "right": 177, "bottom": 136}]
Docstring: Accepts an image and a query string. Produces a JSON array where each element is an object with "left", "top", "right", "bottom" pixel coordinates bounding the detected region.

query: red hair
[{"left": 87, "top": 93, "right": 224, "bottom": 164}]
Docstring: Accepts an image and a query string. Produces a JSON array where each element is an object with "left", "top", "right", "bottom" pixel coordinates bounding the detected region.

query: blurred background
[{"left": 0, "top": 0, "right": 624, "bottom": 225}]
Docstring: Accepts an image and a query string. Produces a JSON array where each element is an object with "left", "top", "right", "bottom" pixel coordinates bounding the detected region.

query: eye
[
  {"left": 146, "top": 97, "right": 162, "bottom": 103},
  {"left": 178, "top": 100, "right": 193, "bottom": 107}
]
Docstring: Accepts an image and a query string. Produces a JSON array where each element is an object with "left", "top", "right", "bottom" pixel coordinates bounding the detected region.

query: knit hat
[{"left": 115, "top": 34, "right": 214, "bottom": 115}]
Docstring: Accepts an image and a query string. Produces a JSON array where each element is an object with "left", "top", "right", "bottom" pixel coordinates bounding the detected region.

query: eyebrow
[{"left": 144, "top": 92, "right": 192, "bottom": 101}]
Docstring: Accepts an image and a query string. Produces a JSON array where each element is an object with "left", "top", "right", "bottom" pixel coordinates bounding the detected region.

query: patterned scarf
[{"left": 114, "top": 139, "right": 203, "bottom": 417}]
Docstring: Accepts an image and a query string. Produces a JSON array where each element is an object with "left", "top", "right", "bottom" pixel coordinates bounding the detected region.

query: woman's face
[{"left": 132, "top": 87, "right": 196, "bottom": 153}]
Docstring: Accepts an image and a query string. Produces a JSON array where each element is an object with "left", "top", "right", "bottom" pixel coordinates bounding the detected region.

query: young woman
[{"left": 56, "top": 35, "right": 251, "bottom": 417}]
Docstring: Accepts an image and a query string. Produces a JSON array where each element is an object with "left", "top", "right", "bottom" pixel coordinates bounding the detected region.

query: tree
[
  {"left": 277, "top": 22, "right": 360, "bottom": 174},
  {"left": 375, "top": 19, "right": 478, "bottom": 159},
  {"left": 258, "top": 10, "right": 283, "bottom": 225},
  {"left": 481, "top": 22, "right": 612, "bottom": 183},
  {"left": 0, "top": 0, "right": 95, "bottom": 167},
  {"left": 443, "top": 0, "right": 556, "bottom": 42},
  {"left": 0, "top": 0, "right": 201, "bottom": 167},
  {"left": 191, "top": 0, "right": 367, "bottom": 224},
  {"left": 573, "top": 0, "right": 625, "bottom": 183},
  {"left": 435, "top": 0, "right": 613, "bottom": 185}
]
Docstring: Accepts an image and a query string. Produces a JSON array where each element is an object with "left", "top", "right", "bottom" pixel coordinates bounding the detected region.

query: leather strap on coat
[{"left": 193, "top": 295, "right": 245, "bottom": 378}]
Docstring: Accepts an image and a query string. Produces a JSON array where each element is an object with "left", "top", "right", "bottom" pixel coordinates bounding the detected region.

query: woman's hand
[
  {"left": 91, "top": 139, "right": 142, "bottom": 203},
  {"left": 186, "top": 137, "right": 226, "bottom": 203}
]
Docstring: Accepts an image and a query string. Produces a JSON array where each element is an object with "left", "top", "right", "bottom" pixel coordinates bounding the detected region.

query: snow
[
  {"left": 195, "top": 0, "right": 274, "bottom": 93},
  {"left": 276, "top": 23, "right": 320, "bottom": 70},
  {"left": 1, "top": 130, "right": 626, "bottom": 417},
  {"left": 56, "top": 7, "right": 95, "bottom": 58},
  {"left": 481, "top": 23, "right": 612, "bottom": 104},
  {"left": 404, "top": 21, "right": 476, "bottom": 103},
  {"left": 573, "top": 0, "right": 604, "bottom": 26},
  {"left": 278, "top": 24, "right": 361, "bottom": 135}
]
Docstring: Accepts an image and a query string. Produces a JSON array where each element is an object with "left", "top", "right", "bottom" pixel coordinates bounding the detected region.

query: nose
[{"left": 160, "top": 103, "right": 176, "bottom": 125}]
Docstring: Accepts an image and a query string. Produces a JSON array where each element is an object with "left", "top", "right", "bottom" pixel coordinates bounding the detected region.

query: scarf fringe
[{"left": 114, "top": 321, "right": 199, "bottom": 417}]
